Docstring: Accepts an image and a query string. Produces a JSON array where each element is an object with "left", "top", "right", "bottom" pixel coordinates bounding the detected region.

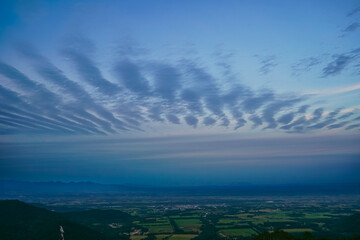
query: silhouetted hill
[
  {"left": 331, "top": 213, "right": 360, "bottom": 234},
  {"left": 0, "top": 200, "right": 107, "bottom": 240}
]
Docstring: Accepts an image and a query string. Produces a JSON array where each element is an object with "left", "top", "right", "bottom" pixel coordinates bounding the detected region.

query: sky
[{"left": 0, "top": 0, "right": 359, "bottom": 186}]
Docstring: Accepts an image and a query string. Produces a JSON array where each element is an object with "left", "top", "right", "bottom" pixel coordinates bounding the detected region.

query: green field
[
  {"left": 154, "top": 234, "right": 171, "bottom": 240},
  {"left": 130, "top": 236, "right": 147, "bottom": 240},
  {"left": 218, "top": 212, "right": 300, "bottom": 226},
  {"left": 283, "top": 228, "right": 314, "bottom": 233},
  {"left": 174, "top": 219, "right": 202, "bottom": 233},
  {"left": 304, "top": 213, "right": 331, "bottom": 219},
  {"left": 168, "top": 234, "right": 198, "bottom": 240},
  {"left": 216, "top": 223, "right": 249, "bottom": 229},
  {"left": 218, "top": 218, "right": 245, "bottom": 224},
  {"left": 139, "top": 217, "right": 173, "bottom": 234},
  {"left": 141, "top": 224, "right": 173, "bottom": 234},
  {"left": 171, "top": 214, "right": 200, "bottom": 219},
  {"left": 219, "top": 228, "right": 257, "bottom": 237}
]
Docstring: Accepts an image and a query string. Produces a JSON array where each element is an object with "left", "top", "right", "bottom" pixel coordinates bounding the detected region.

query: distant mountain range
[
  {"left": 0, "top": 180, "right": 126, "bottom": 195},
  {"left": 1, "top": 180, "right": 359, "bottom": 198}
]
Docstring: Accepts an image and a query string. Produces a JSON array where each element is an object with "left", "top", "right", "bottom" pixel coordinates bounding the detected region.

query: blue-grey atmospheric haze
[{"left": 0, "top": 0, "right": 359, "bottom": 186}]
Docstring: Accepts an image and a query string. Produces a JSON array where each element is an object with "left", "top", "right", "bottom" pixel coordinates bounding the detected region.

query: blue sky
[{"left": 0, "top": 0, "right": 359, "bottom": 186}]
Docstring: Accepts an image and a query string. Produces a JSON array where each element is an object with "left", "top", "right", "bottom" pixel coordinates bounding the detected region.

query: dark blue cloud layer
[{"left": 1, "top": 134, "right": 359, "bottom": 185}]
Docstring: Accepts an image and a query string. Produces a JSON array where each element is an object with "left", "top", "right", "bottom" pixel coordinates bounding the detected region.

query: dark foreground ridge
[{"left": 0, "top": 200, "right": 105, "bottom": 240}]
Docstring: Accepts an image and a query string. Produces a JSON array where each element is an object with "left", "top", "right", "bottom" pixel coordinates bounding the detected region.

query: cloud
[
  {"left": 262, "top": 97, "right": 303, "bottom": 129},
  {"left": 220, "top": 117, "right": 230, "bottom": 127},
  {"left": 337, "top": 112, "right": 354, "bottom": 120},
  {"left": 307, "top": 83, "right": 360, "bottom": 95},
  {"left": 308, "top": 118, "right": 337, "bottom": 129},
  {"left": 0, "top": 103, "right": 101, "bottom": 135},
  {"left": 345, "top": 124, "right": 360, "bottom": 130},
  {"left": 241, "top": 91, "right": 275, "bottom": 113},
  {"left": 184, "top": 62, "right": 225, "bottom": 117},
  {"left": 166, "top": 114, "right": 180, "bottom": 124},
  {"left": 153, "top": 64, "right": 182, "bottom": 101},
  {"left": 327, "top": 121, "right": 350, "bottom": 129},
  {"left": 0, "top": 62, "right": 61, "bottom": 109},
  {"left": 0, "top": 64, "right": 108, "bottom": 134},
  {"left": 343, "top": 22, "right": 360, "bottom": 33},
  {"left": 114, "top": 59, "right": 151, "bottom": 96},
  {"left": 0, "top": 118, "right": 47, "bottom": 134},
  {"left": 323, "top": 55, "right": 353, "bottom": 76},
  {"left": 353, "top": 116, "right": 360, "bottom": 121},
  {"left": 291, "top": 57, "right": 320, "bottom": 76},
  {"left": 234, "top": 118, "right": 246, "bottom": 130},
  {"left": 279, "top": 107, "right": 356, "bottom": 132},
  {"left": 62, "top": 48, "right": 121, "bottom": 95},
  {"left": 203, "top": 116, "right": 216, "bottom": 126},
  {"left": 280, "top": 116, "right": 307, "bottom": 131},
  {"left": 114, "top": 103, "right": 146, "bottom": 127},
  {"left": 213, "top": 45, "right": 235, "bottom": 76},
  {"left": 325, "top": 109, "right": 341, "bottom": 119},
  {"left": 308, "top": 108, "right": 324, "bottom": 124},
  {"left": 71, "top": 106, "right": 116, "bottom": 134},
  {"left": 229, "top": 109, "right": 246, "bottom": 129},
  {"left": 180, "top": 89, "right": 203, "bottom": 114},
  {"left": 277, "top": 112, "right": 295, "bottom": 124},
  {"left": 0, "top": 40, "right": 358, "bottom": 136},
  {"left": 322, "top": 48, "right": 360, "bottom": 77},
  {"left": 257, "top": 55, "right": 278, "bottom": 75},
  {"left": 0, "top": 108, "right": 72, "bottom": 134},
  {"left": 0, "top": 79, "right": 40, "bottom": 116},
  {"left": 184, "top": 115, "right": 198, "bottom": 128},
  {"left": 249, "top": 114, "right": 263, "bottom": 128},
  {"left": 222, "top": 84, "right": 252, "bottom": 106},
  {"left": 347, "top": 6, "right": 360, "bottom": 17},
  {"left": 15, "top": 43, "right": 130, "bottom": 132},
  {"left": 297, "top": 105, "right": 309, "bottom": 114},
  {"left": 230, "top": 108, "right": 243, "bottom": 119},
  {"left": 148, "top": 106, "right": 165, "bottom": 122},
  {"left": 117, "top": 37, "right": 149, "bottom": 57}
]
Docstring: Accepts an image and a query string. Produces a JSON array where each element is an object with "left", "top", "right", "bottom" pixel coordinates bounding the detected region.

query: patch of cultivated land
[
  {"left": 168, "top": 234, "right": 198, "bottom": 240},
  {"left": 139, "top": 217, "right": 173, "bottom": 234},
  {"left": 282, "top": 228, "right": 314, "bottom": 233},
  {"left": 216, "top": 223, "right": 249, "bottom": 229},
  {"left": 219, "top": 228, "right": 257, "bottom": 237},
  {"left": 304, "top": 213, "right": 331, "bottom": 219},
  {"left": 218, "top": 218, "right": 245, "bottom": 224},
  {"left": 174, "top": 218, "right": 202, "bottom": 233},
  {"left": 171, "top": 214, "right": 200, "bottom": 218},
  {"left": 154, "top": 234, "right": 171, "bottom": 240},
  {"left": 130, "top": 236, "right": 147, "bottom": 240},
  {"left": 141, "top": 224, "right": 173, "bottom": 234}
]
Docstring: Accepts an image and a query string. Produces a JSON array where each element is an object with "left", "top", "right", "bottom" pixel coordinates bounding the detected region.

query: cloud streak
[
  {"left": 0, "top": 41, "right": 359, "bottom": 136},
  {"left": 322, "top": 48, "right": 360, "bottom": 77}
]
